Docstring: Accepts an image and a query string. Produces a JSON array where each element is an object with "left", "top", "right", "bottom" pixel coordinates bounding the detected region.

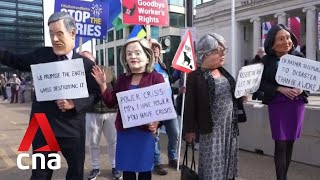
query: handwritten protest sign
[
  {"left": 235, "top": 63, "right": 264, "bottom": 98},
  {"left": 276, "top": 54, "right": 320, "bottom": 92},
  {"left": 116, "top": 82, "right": 177, "bottom": 128},
  {"left": 122, "top": 0, "right": 169, "bottom": 26},
  {"left": 31, "top": 58, "right": 89, "bottom": 101}
]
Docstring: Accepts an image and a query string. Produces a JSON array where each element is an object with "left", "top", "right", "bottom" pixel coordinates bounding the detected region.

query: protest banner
[
  {"left": 276, "top": 54, "right": 320, "bottom": 92},
  {"left": 122, "top": 0, "right": 169, "bottom": 26},
  {"left": 116, "top": 82, "right": 177, "bottom": 128},
  {"left": 31, "top": 58, "right": 89, "bottom": 101},
  {"left": 235, "top": 63, "right": 264, "bottom": 98},
  {"left": 54, "top": 0, "right": 109, "bottom": 39}
]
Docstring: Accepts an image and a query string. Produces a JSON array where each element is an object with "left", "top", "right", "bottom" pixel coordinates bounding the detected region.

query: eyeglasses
[{"left": 207, "top": 48, "right": 228, "bottom": 56}]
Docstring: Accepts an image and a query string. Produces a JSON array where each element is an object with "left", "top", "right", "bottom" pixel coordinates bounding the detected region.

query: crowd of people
[
  {"left": 0, "top": 73, "right": 28, "bottom": 103},
  {"left": 0, "top": 11, "right": 309, "bottom": 180}
]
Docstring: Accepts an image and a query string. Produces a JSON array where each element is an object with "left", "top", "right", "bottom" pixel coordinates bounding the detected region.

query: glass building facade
[{"left": 0, "top": 0, "right": 44, "bottom": 54}]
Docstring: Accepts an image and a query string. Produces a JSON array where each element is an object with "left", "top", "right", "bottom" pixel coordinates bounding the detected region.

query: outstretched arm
[{"left": 0, "top": 47, "right": 39, "bottom": 71}]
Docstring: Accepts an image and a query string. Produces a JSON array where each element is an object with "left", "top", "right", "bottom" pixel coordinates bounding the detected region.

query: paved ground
[{"left": 0, "top": 100, "right": 319, "bottom": 180}]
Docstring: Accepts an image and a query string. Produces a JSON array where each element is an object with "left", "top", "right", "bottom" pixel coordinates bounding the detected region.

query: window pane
[
  {"left": 0, "top": 1, "right": 16, "bottom": 9},
  {"left": 18, "top": 0, "right": 42, "bottom": 5},
  {"left": 116, "top": 29, "right": 123, "bottom": 40},
  {"left": 17, "top": 40, "right": 43, "bottom": 47},
  {"left": 0, "top": 9, "right": 16, "bottom": 16},
  {"left": 18, "top": 3, "right": 43, "bottom": 12},
  {"left": 168, "top": 0, "right": 184, "bottom": 6},
  {"left": 169, "top": 13, "right": 185, "bottom": 28},
  {"left": 108, "top": 48, "right": 114, "bottom": 66},
  {"left": 17, "top": 19, "right": 43, "bottom": 26},
  {"left": 0, "top": 25, "right": 16, "bottom": 31},
  {"left": 100, "top": 50, "right": 104, "bottom": 66},
  {"left": 96, "top": 50, "right": 99, "bottom": 61},
  {"left": 18, "top": 11, "right": 43, "bottom": 18},
  {"left": 108, "top": 30, "right": 114, "bottom": 42},
  {"left": 0, "top": 41, "right": 17, "bottom": 47},
  {"left": 194, "top": 0, "right": 202, "bottom": 6},
  {"left": 19, "top": 34, "right": 43, "bottom": 41},
  {"left": 0, "top": 17, "right": 16, "bottom": 24},
  {"left": 18, "top": 26, "right": 43, "bottom": 33},
  {"left": 116, "top": 46, "right": 124, "bottom": 76},
  {"left": 0, "top": 32, "right": 16, "bottom": 40}
]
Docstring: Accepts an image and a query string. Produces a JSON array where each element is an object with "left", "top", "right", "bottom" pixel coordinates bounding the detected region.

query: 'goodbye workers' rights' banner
[
  {"left": 122, "top": 0, "right": 169, "bottom": 26},
  {"left": 55, "top": 0, "right": 109, "bottom": 39}
]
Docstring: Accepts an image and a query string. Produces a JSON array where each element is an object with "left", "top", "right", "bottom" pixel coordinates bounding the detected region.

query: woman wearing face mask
[
  {"left": 184, "top": 33, "right": 246, "bottom": 180},
  {"left": 259, "top": 24, "right": 309, "bottom": 180},
  {"left": 92, "top": 37, "right": 164, "bottom": 180}
]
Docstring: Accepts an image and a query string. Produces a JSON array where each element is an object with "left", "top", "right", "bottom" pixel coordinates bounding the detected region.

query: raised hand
[
  {"left": 148, "top": 121, "right": 159, "bottom": 133},
  {"left": 56, "top": 99, "right": 74, "bottom": 112},
  {"left": 91, "top": 65, "right": 107, "bottom": 86},
  {"left": 184, "top": 132, "right": 195, "bottom": 143}
]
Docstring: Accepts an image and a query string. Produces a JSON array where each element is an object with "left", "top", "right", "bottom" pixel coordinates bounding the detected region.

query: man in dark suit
[{"left": 0, "top": 12, "right": 100, "bottom": 179}]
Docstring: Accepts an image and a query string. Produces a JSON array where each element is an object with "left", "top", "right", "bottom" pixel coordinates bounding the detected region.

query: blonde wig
[{"left": 120, "top": 37, "right": 155, "bottom": 75}]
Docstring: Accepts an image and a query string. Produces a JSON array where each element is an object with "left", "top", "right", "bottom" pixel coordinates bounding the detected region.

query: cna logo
[{"left": 17, "top": 113, "right": 61, "bottom": 170}]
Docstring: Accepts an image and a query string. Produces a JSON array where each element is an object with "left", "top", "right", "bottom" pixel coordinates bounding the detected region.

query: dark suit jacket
[
  {"left": 102, "top": 71, "right": 164, "bottom": 131},
  {"left": 260, "top": 54, "right": 308, "bottom": 105},
  {"left": 183, "top": 68, "right": 245, "bottom": 135},
  {"left": 0, "top": 47, "right": 100, "bottom": 137}
]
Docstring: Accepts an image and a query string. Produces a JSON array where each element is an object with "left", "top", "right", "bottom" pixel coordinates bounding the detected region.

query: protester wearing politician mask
[
  {"left": 92, "top": 37, "right": 164, "bottom": 180},
  {"left": 0, "top": 12, "right": 100, "bottom": 179},
  {"left": 259, "top": 24, "right": 309, "bottom": 180},
  {"left": 183, "top": 33, "right": 246, "bottom": 180}
]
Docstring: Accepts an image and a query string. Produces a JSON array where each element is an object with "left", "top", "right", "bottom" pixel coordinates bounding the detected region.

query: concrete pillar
[
  {"left": 250, "top": 17, "right": 262, "bottom": 57},
  {"left": 274, "top": 12, "right": 287, "bottom": 25},
  {"left": 302, "top": 6, "right": 317, "bottom": 60}
]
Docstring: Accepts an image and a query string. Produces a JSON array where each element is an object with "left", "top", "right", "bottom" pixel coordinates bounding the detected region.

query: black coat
[
  {"left": 0, "top": 47, "right": 100, "bottom": 137},
  {"left": 183, "top": 68, "right": 246, "bottom": 135},
  {"left": 260, "top": 24, "right": 308, "bottom": 105},
  {"left": 259, "top": 54, "right": 309, "bottom": 105}
]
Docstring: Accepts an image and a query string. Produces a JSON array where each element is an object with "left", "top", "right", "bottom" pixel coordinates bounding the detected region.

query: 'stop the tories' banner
[
  {"left": 122, "top": 0, "right": 169, "bottom": 26},
  {"left": 55, "top": 0, "right": 109, "bottom": 39}
]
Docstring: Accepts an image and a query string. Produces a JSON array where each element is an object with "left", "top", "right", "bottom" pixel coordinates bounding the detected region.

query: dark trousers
[
  {"left": 20, "top": 90, "right": 25, "bottom": 103},
  {"left": 123, "top": 171, "right": 151, "bottom": 180},
  {"left": 11, "top": 88, "right": 18, "bottom": 103},
  {"left": 1, "top": 86, "right": 7, "bottom": 100},
  {"left": 274, "top": 140, "right": 295, "bottom": 180},
  {"left": 31, "top": 136, "right": 85, "bottom": 180}
]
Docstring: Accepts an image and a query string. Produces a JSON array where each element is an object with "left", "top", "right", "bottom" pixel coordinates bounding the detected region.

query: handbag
[
  {"left": 181, "top": 142, "right": 198, "bottom": 180},
  {"left": 237, "top": 98, "right": 247, "bottom": 123}
]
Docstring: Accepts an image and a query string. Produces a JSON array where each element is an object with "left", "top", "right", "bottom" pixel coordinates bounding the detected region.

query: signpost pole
[
  {"left": 146, "top": 25, "right": 151, "bottom": 41},
  {"left": 79, "top": 37, "right": 83, "bottom": 53},
  {"left": 176, "top": 0, "right": 193, "bottom": 171}
]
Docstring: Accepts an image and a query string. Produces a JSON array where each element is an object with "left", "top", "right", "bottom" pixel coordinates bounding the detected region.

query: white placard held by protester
[
  {"left": 31, "top": 58, "right": 89, "bottom": 101},
  {"left": 116, "top": 82, "right": 177, "bottom": 129},
  {"left": 234, "top": 63, "right": 264, "bottom": 98},
  {"left": 276, "top": 54, "right": 320, "bottom": 92}
]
